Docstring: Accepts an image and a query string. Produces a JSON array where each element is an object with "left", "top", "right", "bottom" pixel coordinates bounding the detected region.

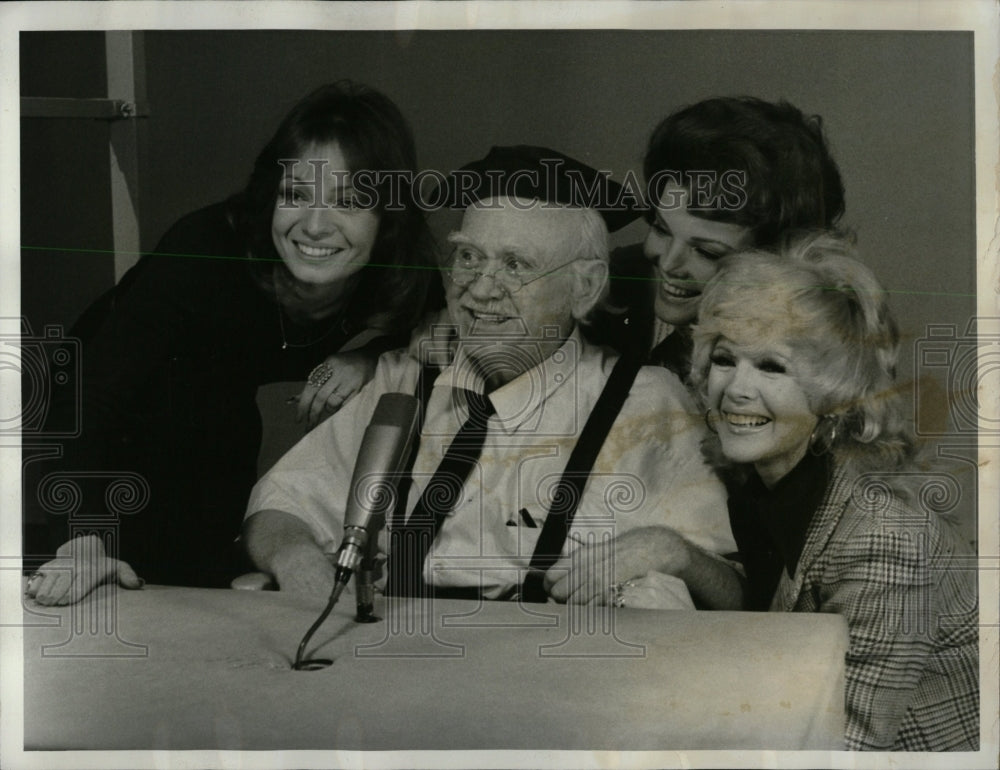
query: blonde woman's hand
[
  {"left": 297, "top": 352, "right": 377, "bottom": 427},
  {"left": 25, "top": 534, "right": 144, "bottom": 606},
  {"left": 544, "top": 526, "right": 692, "bottom": 605},
  {"left": 606, "top": 570, "right": 696, "bottom": 610}
]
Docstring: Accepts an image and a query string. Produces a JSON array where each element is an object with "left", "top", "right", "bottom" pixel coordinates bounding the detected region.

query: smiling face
[
  {"left": 271, "top": 141, "right": 380, "bottom": 288},
  {"left": 445, "top": 200, "right": 588, "bottom": 388},
  {"left": 645, "top": 184, "right": 753, "bottom": 326},
  {"left": 706, "top": 335, "right": 819, "bottom": 487}
]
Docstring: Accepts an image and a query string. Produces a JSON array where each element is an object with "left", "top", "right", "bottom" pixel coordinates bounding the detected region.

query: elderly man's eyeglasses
[{"left": 446, "top": 246, "right": 579, "bottom": 294}]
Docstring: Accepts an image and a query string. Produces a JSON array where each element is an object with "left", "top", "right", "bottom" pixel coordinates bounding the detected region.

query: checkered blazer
[{"left": 770, "top": 464, "right": 979, "bottom": 751}]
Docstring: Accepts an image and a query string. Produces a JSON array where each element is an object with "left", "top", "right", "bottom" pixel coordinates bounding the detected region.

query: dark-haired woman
[
  {"left": 25, "top": 81, "right": 441, "bottom": 604},
  {"left": 591, "top": 96, "right": 846, "bottom": 379},
  {"left": 547, "top": 97, "right": 848, "bottom": 606}
]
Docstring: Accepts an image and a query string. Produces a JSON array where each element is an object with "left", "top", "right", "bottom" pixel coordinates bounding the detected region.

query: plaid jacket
[{"left": 770, "top": 464, "right": 979, "bottom": 751}]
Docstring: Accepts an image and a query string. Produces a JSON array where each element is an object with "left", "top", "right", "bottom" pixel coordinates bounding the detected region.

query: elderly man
[{"left": 243, "top": 147, "right": 740, "bottom": 608}]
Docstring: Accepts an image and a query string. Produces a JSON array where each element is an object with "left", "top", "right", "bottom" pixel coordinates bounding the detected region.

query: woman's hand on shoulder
[
  {"left": 296, "top": 351, "right": 378, "bottom": 427},
  {"left": 25, "top": 534, "right": 144, "bottom": 606}
]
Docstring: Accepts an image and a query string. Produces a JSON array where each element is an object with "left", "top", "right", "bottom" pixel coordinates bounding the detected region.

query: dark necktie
[{"left": 386, "top": 390, "right": 496, "bottom": 597}]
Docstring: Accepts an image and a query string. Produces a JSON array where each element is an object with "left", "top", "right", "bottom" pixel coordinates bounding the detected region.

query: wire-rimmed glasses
[{"left": 445, "top": 247, "right": 580, "bottom": 294}]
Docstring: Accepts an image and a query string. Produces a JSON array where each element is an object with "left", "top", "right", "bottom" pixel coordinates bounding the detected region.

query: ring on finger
[
  {"left": 611, "top": 578, "right": 637, "bottom": 608},
  {"left": 307, "top": 362, "right": 335, "bottom": 389}
]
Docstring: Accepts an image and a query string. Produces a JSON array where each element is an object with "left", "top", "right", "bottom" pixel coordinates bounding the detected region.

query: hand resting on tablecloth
[
  {"left": 608, "top": 570, "right": 696, "bottom": 610},
  {"left": 25, "top": 534, "right": 144, "bottom": 606},
  {"left": 244, "top": 510, "right": 338, "bottom": 601},
  {"left": 543, "top": 525, "right": 744, "bottom": 609}
]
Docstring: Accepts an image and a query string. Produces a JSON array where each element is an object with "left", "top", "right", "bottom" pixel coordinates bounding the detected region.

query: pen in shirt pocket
[{"left": 506, "top": 509, "right": 539, "bottom": 528}]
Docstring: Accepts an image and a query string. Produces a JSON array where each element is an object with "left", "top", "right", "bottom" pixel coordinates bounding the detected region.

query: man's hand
[
  {"left": 543, "top": 526, "right": 692, "bottom": 605},
  {"left": 270, "top": 541, "right": 337, "bottom": 600},
  {"left": 297, "top": 352, "right": 377, "bottom": 427},
  {"left": 243, "top": 510, "right": 337, "bottom": 601},
  {"left": 25, "top": 534, "right": 144, "bottom": 606}
]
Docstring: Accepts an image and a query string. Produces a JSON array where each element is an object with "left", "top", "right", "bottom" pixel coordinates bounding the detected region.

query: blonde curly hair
[{"left": 689, "top": 230, "right": 919, "bottom": 480}]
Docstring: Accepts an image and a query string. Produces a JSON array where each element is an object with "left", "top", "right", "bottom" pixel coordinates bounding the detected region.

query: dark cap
[{"left": 435, "top": 145, "right": 643, "bottom": 233}]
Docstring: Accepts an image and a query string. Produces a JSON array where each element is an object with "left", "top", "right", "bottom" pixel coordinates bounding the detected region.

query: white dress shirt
[{"left": 246, "top": 328, "right": 734, "bottom": 598}]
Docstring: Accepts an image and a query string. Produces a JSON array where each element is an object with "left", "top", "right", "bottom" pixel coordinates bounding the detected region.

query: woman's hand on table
[
  {"left": 25, "top": 534, "right": 144, "bottom": 606},
  {"left": 606, "top": 570, "right": 696, "bottom": 610},
  {"left": 297, "top": 352, "right": 377, "bottom": 427},
  {"left": 543, "top": 526, "right": 692, "bottom": 605}
]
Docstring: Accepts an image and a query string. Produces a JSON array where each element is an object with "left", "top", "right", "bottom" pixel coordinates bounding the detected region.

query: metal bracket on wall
[{"left": 20, "top": 97, "right": 149, "bottom": 121}]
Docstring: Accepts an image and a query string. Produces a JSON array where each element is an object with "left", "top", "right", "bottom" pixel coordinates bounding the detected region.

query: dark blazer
[{"left": 771, "top": 463, "right": 979, "bottom": 750}]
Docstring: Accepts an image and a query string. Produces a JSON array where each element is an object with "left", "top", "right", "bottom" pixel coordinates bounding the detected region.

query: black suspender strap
[
  {"left": 385, "top": 354, "right": 642, "bottom": 601},
  {"left": 520, "top": 355, "right": 642, "bottom": 603}
]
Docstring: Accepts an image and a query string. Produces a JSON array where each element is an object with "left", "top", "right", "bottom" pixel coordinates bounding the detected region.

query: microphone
[
  {"left": 332, "top": 393, "right": 419, "bottom": 587},
  {"left": 292, "top": 393, "right": 419, "bottom": 669}
]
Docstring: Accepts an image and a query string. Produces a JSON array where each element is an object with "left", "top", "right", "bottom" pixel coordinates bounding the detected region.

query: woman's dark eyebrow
[{"left": 280, "top": 170, "right": 356, "bottom": 191}]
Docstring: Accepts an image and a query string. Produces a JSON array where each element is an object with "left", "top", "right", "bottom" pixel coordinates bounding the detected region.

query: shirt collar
[
  {"left": 650, "top": 318, "right": 676, "bottom": 350},
  {"left": 437, "top": 326, "right": 583, "bottom": 432}
]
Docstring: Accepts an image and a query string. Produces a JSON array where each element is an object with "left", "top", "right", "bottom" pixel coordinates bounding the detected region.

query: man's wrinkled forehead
[{"left": 452, "top": 197, "right": 579, "bottom": 262}]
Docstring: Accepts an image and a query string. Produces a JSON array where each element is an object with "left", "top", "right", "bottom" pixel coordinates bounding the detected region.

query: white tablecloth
[{"left": 22, "top": 583, "right": 847, "bottom": 750}]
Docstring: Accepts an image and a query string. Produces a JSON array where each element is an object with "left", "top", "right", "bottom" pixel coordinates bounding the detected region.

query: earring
[
  {"left": 704, "top": 408, "right": 719, "bottom": 435},
  {"left": 809, "top": 415, "right": 838, "bottom": 456}
]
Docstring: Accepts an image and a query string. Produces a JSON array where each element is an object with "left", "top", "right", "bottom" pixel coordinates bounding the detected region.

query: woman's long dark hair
[{"left": 229, "top": 80, "right": 439, "bottom": 332}]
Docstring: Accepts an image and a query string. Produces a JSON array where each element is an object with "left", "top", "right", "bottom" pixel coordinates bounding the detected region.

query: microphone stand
[
  {"left": 289, "top": 392, "right": 417, "bottom": 670},
  {"left": 354, "top": 512, "right": 384, "bottom": 623},
  {"left": 292, "top": 508, "right": 394, "bottom": 668}
]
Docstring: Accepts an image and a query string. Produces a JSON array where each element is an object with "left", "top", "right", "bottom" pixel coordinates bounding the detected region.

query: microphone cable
[{"left": 291, "top": 577, "right": 348, "bottom": 671}]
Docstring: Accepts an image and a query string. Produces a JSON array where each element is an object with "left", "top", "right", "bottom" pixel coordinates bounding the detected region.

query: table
[{"left": 22, "top": 583, "right": 847, "bottom": 750}]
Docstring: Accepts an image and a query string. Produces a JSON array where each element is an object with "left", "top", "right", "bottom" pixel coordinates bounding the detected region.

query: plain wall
[
  {"left": 20, "top": 32, "right": 115, "bottom": 333},
  {"left": 20, "top": 29, "right": 978, "bottom": 540}
]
